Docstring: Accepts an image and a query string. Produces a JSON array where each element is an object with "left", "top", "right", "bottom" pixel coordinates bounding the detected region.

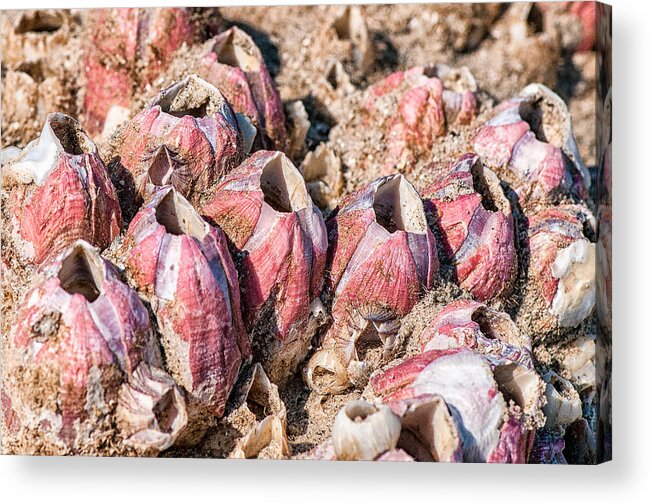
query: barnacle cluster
[{"left": 1, "top": 4, "right": 609, "bottom": 463}]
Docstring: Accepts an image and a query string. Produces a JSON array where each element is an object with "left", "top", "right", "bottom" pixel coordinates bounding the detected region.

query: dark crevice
[
  {"left": 50, "top": 117, "right": 91, "bottom": 155},
  {"left": 155, "top": 190, "right": 206, "bottom": 238},
  {"left": 58, "top": 246, "right": 103, "bottom": 302},
  {"left": 154, "top": 390, "right": 178, "bottom": 434}
]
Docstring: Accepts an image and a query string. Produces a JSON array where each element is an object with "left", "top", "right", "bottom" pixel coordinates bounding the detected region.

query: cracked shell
[
  {"left": 520, "top": 204, "right": 596, "bottom": 338},
  {"left": 108, "top": 74, "right": 245, "bottom": 207},
  {"left": 423, "top": 153, "right": 517, "bottom": 301},
  {"left": 3, "top": 113, "right": 122, "bottom": 265},
  {"left": 305, "top": 174, "right": 439, "bottom": 394},
  {"left": 2, "top": 241, "right": 181, "bottom": 455},
  {"left": 229, "top": 364, "right": 290, "bottom": 459},
  {"left": 387, "top": 394, "right": 463, "bottom": 462},
  {"left": 473, "top": 83, "right": 589, "bottom": 206},
  {"left": 202, "top": 150, "right": 328, "bottom": 384},
  {"left": 371, "top": 349, "right": 544, "bottom": 463},
  {"left": 124, "top": 187, "right": 248, "bottom": 419}
]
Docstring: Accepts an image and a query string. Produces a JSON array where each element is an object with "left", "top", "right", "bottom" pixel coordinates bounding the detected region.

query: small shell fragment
[{"left": 332, "top": 400, "right": 401, "bottom": 461}]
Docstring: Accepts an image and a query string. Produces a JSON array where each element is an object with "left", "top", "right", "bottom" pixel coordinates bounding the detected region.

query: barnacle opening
[
  {"left": 156, "top": 75, "right": 224, "bottom": 119},
  {"left": 493, "top": 363, "right": 542, "bottom": 415},
  {"left": 373, "top": 176, "right": 427, "bottom": 234},
  {"left": 343, "top": 400, "right": 377, "bottom": 422},
  {"left": 398, "top": 397, "right": 459, "bottom": 462},
  {"left": 354, "top": 325, "right": 384, "bottom": 363},
  {"left": 14, "top": 10, "right": 64, "bottom": 34},
  {"left": 518, "top": 92, "right": 566, "bottom": 150},
  {"left": 260, "top": 153, "right": 311, "bottom": 212},
  {"left": 58, "top": 244, "right": 104, "bottom": 302},
  {"left": 469, "top": 159, "right": 510, "bottom": 214},
  {"left": 146, "top": 146, "right": 179, "bottom": 187},
  {"left": 155, "top": 190, "right": 208, "bottom": 239},
  {"left": 49, "top": 114, "right": 94, "bottom": 155},
  {"left": 154, "top": 389, "right": 180, "bottom": 434},
  {"left": 471, "top": 306, "right": 525, "bottom": 347},
  {"left": 213, "top": 28, "right": 261, "bottom": 72}
]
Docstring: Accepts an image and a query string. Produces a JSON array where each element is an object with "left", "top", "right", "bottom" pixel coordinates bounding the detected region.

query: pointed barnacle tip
[
  {"left": 469, "top": 158, "right": 511, "bottom": 215},
  {"left": 155, "top": 74, "right": 227, "bottom": 119},
  {"left": 213, "top": 27, "right": 261, "bottom": 73},
  {"left": 260, "top": 152, "right": 311, "bottom": 213},
  {"left": 5, "top": 112, "right": 94, "bottom": 186},
  {"left": 57, "top": 241, "right": 105, "bottom": 302},
  {"left": 373, "top": 175, "right": 427, "bottom": 235},
  {"left": 154, "top": 188, "right": 209, "bottom": 239},
  {"left": 145, "top": 145, "right": 178, "bottom": 186}
]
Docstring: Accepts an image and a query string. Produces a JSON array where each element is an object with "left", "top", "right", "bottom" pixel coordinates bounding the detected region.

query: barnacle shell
[
  {"left": 332, "top": 400, "right": 401, "bottom": 461},
  {"left": 332, "top": 6, "right": 375, "bottom": 73},
  {"left": 388, "top": 394, "right": 462, "bottom": 462},
  {"left": 473, "top": 83, "right": 589, "bottom": 206},
  {"left": 305, "top": 175, "right": 438, "bottom": 394},
  {"left": 285, "top": 100, "right": 311, "bottom": 159},
  {"left": 202, "top": 150, "right": 327, "bottom": 384},
  {"left": 300, "top": 143, "right": 344, "bottom": 210},
  {"left": 560, "top": 334, "right": 596, "bottom": 390},
  {"left": 363, "top": 65, "right": 477, "bottom": 173},
  {"left": 116, "top": 363, "right": 188, "bottom": 453},
  {"left": 371, "top": 349, "right": 544, "bottom": 463},
  {"left": 82, "top": 8, "right": 221, "bottom": 135},
  {"left": 2, "top": 10, "right": 74, "bottom": 67},
  {"left": 542, "top": 371, "right": 582, "bottom": 430},
  {"left": 195, "top": 27, "right": 287, "bottom": 151},
  {"left": 3, "top": 113, "right": 122, "bottom": 265},
  {"left": 419, "top": 299, "right": 533, "bottom": 368},
  {"left": 124, "top": 187, "right": 248, "bottom": 419},
  {"left": 520, "top": 204, "right": 596, "bottom": 338},
  {"left": 229, "top": 364, "right": 290, "bottom": 459},
  {"left": 423, "top": 154, "right": 516, "bottom": 301},
  {"left": 109, "top": 74, "right": 245, "bottom": 206},
  {"left": 3, "top": 241, "right": 164, "bottom": 454},
  {"left": 313, "top": 59, "right": 356, "bottom": 120}
]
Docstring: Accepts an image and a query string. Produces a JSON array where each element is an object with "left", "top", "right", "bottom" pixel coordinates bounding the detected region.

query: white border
[{"left": 2, "top": 0, "right": 649, "bottom": 501}]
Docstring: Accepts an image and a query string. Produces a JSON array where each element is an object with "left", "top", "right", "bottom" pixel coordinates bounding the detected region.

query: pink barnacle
[
  {"left": 473, "top": 83, "right": 589, "bottom": 207},
  {"left": 370, "top": 349, "right": 544, "bottom": 463},
  {"left": 202, "top": 150, "right": 328, "bottom": 384},
  {"left": 3, "top": 241, "right": 186, "bottom": 454},
  {"left": 305, "top": 174, "right": 439, "bottom": 394},
  {"left": 521, "top": 204, "right": 596, "bottom": 339},
  {"left": 418, "top": 299, "right": 533, "bottom": 368},
  {"left": 197, "top": 27, "right": 287, "bottom": 151},
  {"left": 124, "top": 187, "right": 248, "bottom": 418},
  {"left": 82, "top": 7, "right": 218, "bottom": 136},
  {"left": 423, "top": 154, "right": 517, "bottom": 301},
  {"left": 363, "top": 65, "right": 477, "bottom": 173},
  {"left": 109, "top": 74, "right": 245, "bottom": 206},
  {"left": 4, "top": 113, "right": 122, "bottom": 265}
]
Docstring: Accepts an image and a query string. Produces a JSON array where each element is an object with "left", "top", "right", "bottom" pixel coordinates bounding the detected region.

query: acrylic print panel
[{"left": 0, "top": 2, "right": 611, "bottom": 463}]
